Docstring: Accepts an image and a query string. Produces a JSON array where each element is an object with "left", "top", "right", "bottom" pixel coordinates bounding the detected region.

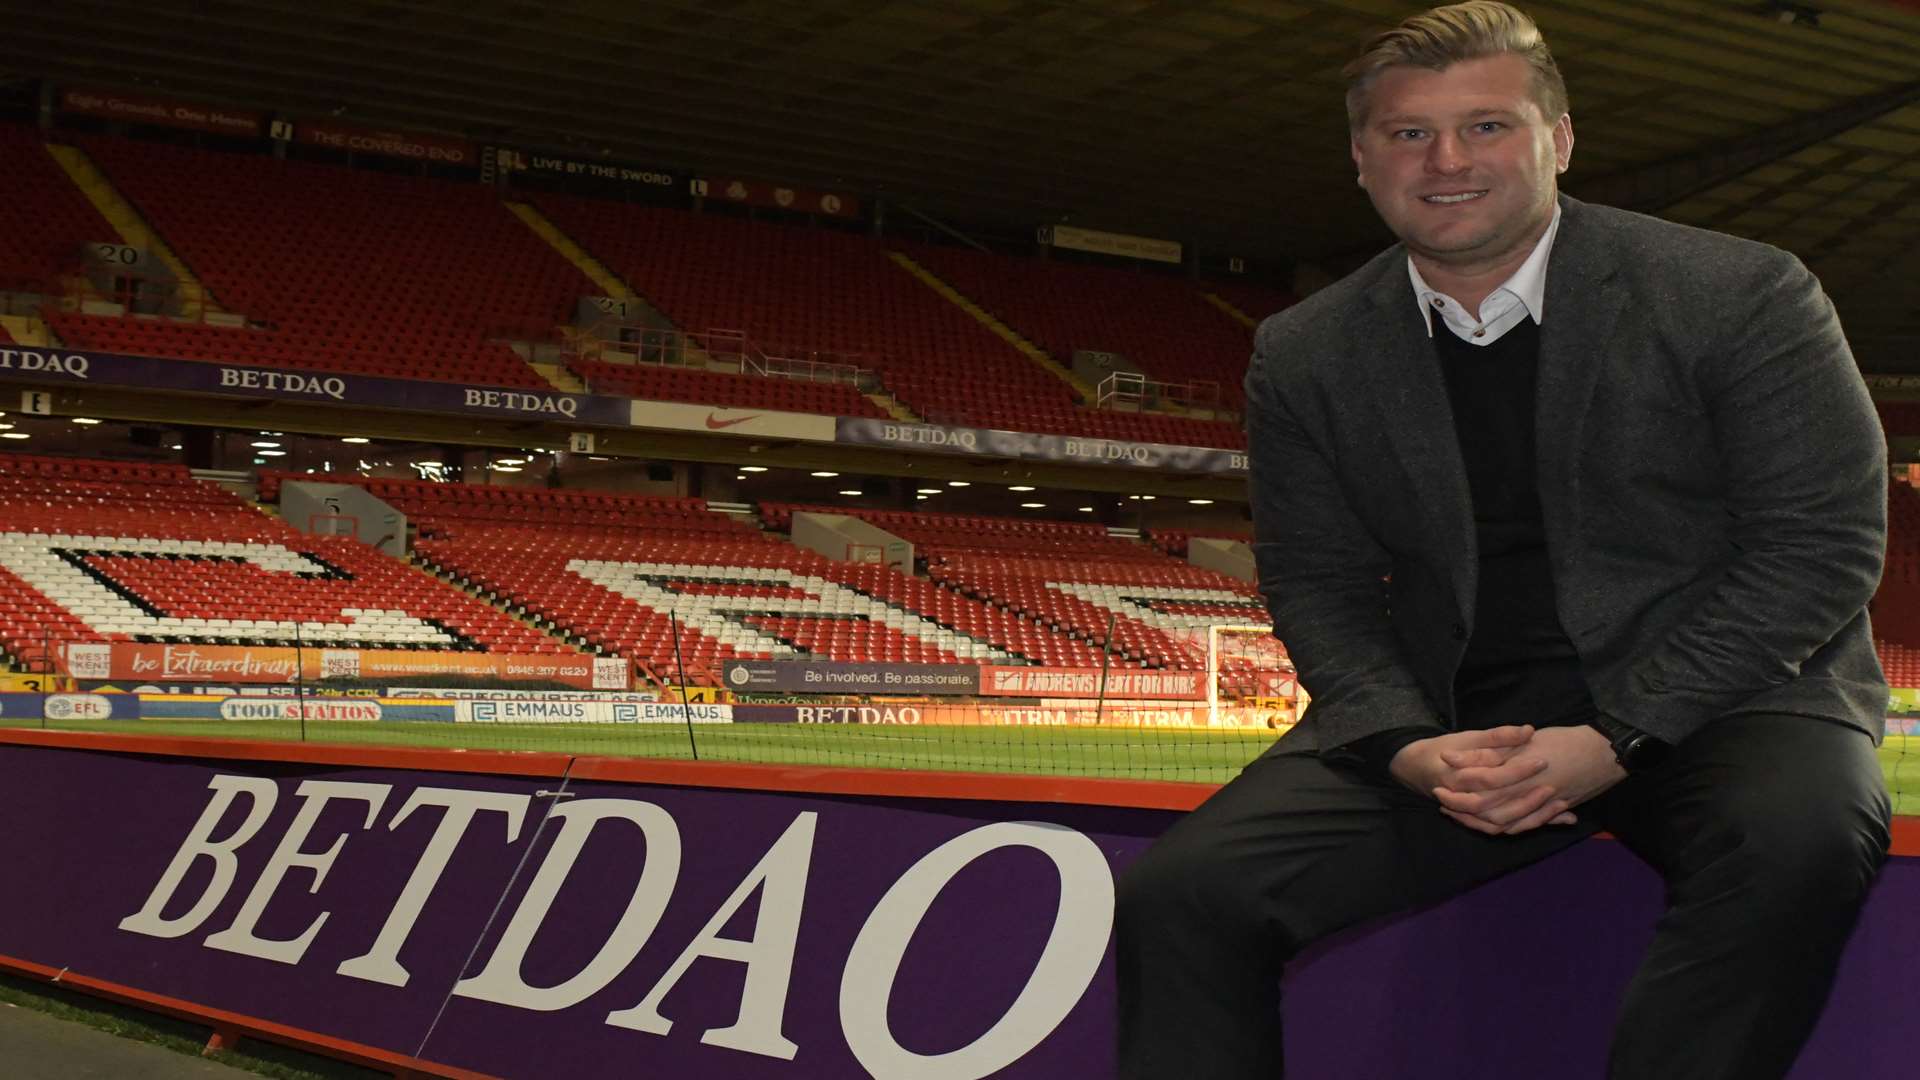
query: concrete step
[
  {"left": 886, "top": 250, "right": 1096, "bottom": 402},
  {"left": 1203, "top": 291, "right": 1257, "bottom": 329}
]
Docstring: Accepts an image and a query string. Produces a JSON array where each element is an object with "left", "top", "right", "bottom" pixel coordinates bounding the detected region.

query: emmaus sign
[{"left": 0, "top": 748, "right": 1163, "bottom": 1078}]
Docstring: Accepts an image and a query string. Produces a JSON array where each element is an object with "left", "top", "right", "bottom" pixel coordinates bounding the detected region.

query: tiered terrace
[
  {"left": 48, "top": 136, "right": 593, "bottom": 387},
  {"left": 0, "top": 455, "right": 560, "bottom": 672}
]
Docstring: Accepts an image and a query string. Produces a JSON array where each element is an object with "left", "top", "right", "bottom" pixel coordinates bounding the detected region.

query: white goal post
[{"left": 1204, "top": 623, "right": 1306, "bottom": 728}]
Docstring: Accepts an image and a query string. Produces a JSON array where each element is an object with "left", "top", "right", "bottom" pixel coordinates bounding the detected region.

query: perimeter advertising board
[
  {"left": 0, "top": 348, "right": 1247, "bottom": 476},
  {"left": 0, "top": 745, "right": 1159, "bottom": 1078},
  {"left": 978, "top": 666, "right": 1206, "bottom": 701},
  {"left": 0, "top": 742, "right": 1909, "bottom": 1078},
  {"left": 723, "top": 661, "right": 981, "bottom": 695},
  {"left": 59, "top": 643, "right": 609, "bottom": 689}
]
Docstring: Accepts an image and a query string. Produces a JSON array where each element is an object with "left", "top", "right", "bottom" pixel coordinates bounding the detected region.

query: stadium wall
[{"left": 0, "top": 730, "right": 1912, "bottom": 1079}]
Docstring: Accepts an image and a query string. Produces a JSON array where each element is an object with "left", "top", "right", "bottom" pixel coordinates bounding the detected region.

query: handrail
[{"left": 1094, "top": 370, "right": 1228, "bottom": 417}]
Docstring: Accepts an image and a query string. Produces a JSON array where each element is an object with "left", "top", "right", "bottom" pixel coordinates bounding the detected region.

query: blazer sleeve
[
  {"left": 1246, "top": 338, "right": 1447, "bottom": 751},
  {"left": 1610, "top": 252, "right": 1887, "bottom": 743}
]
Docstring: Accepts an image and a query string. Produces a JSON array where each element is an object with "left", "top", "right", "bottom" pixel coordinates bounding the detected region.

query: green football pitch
[{"left": 10, "top": 719, "right": 1919, "bottom": 815}]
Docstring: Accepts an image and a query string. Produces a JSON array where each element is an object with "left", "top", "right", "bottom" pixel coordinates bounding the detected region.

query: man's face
[{"left": 1350, "top": 54, "right": 1573, "bottom": 268}]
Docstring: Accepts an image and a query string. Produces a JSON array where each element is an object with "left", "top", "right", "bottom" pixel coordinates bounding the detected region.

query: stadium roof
[{"left": 4, "top": 0, "right": 1918, "bottom": 368}]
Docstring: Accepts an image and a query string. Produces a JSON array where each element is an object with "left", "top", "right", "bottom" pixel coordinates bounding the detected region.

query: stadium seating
[
  {"left": 1877, "top": 401, "right": 1920, "bottom": 437},
  {"left": 47, "top": 136, "right": 591, "bottom": 388},
  {"left": 0, "top": 454, "right": 564, "bottom": 671},
  {"left": 272, "top": 475, "right": 1190, "bottom": 681},
  {"left": 1205, "top": 279, "right": 1297, "bottom": 325},
  {"left": 761, "top": 502, "right": 1265, "bottom": 668},
  {"left": 0, "top": 123, "right": 115, "bottom": 291},
  {"left": 526, "top": 196, "right": 1245, "bottom": 446},
  {"left": 1147, "top": 528, "right": 1252, "bottom": 558},
  {"left": 900, "top": 239, "right": 1259, "bottom": 413}
]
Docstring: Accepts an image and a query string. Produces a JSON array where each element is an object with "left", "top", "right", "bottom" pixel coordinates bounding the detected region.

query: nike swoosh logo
[{"left": 705, "top": 413, "right": 762, "bottom": 429}]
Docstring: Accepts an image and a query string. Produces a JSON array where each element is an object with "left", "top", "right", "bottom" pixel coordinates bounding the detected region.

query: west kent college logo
[{"left": 704, "top": 412, "right": 763, "bottom": 430}]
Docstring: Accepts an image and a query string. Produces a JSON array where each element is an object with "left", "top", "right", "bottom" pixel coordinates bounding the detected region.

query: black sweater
[{"left": 1345, "top": 316, "right": 1598, "bottom": 776}]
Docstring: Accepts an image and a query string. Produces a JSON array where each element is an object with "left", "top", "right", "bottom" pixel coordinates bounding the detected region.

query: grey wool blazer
[{"left": 1246, "top": 194, "right": 1887, "bottom": 758}]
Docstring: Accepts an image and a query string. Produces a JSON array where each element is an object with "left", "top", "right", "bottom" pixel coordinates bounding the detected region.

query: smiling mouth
[{"left": 1422, "top": 191, "right": 1487, "bottom": 204}]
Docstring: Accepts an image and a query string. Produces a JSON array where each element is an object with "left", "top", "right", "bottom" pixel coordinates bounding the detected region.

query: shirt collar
[{"left": 1407, "top": 202, "right": 1562, "bottom": 336}]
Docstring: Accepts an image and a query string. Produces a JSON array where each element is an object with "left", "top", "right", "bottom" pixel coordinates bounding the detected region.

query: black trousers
[{"left": 1115, "top": 713, "right": 1891, "bottom": 1079}]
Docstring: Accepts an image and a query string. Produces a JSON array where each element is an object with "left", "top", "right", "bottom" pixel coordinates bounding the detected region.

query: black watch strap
[{"left": 1588, "top": 714, "right": 1669, "bottom": 772}]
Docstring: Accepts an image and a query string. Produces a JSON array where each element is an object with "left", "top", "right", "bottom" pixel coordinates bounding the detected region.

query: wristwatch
[{"left": 1588, "top": 714, "right": 1671, "bottom": 773}]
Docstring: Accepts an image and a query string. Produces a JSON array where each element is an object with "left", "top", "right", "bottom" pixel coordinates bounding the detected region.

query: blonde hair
[{"left": 1343, "top": 2, "right": 1568, "bottom": 131}]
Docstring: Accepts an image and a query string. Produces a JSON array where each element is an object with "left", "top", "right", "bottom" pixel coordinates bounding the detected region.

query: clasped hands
[{"left": 1388, "top": 724, "right": 1626, "bottom": 836}]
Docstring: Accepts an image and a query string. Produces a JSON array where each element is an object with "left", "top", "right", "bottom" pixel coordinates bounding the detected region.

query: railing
[
  {"left": 569, "top": 323, "right": 888, "bottom": 396},
  {"left": 743, "top": 339, "right": 883, "bottom": 392},
  {"left": 59, "top": 264, "right": 226, "bottom": 324},
  {"left": 1094, "top": 371, "right": 1227, "bottom": 417},
  {"left": 569, "top": 322, "right": 748, "bottom": 370}
]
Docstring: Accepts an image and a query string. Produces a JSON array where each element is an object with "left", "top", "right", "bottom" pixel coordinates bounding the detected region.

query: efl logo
[{"left": 44, "top": 693, "right": 113, "bottom": 720}]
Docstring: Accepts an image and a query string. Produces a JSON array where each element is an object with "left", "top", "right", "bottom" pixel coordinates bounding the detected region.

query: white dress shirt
[{"left": 1407, "top": 203, "right": 1562, "bottom": 346}]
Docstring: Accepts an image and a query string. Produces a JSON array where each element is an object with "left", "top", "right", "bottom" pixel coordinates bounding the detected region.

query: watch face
[{"left": 1622, "top": 732, "right": 1670, "bottom": 770}]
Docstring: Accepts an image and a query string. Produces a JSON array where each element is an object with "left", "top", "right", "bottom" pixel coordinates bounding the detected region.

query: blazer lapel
[
  {"left": 1534, "top": 196, "right": 1626, "bottom": 557},
  {"left": 1353, "top": 255, "right": 1479, "bottom": 620}
]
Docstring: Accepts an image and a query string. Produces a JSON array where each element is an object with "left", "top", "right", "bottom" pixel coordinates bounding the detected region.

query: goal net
[{"left": 1180, "top": 624, "right": 1306, "bottom": 730}]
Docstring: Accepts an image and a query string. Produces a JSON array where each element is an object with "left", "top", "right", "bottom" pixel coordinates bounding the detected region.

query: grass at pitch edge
[{"left": 5, "top": 721, "right": 1916, "bottom": 814}]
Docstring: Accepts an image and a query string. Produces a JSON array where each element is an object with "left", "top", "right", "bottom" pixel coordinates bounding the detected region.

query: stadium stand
[
  {"left": 0, "top": 455, "right": 564, "bottom": 672},
  {"left": 1877, "top": 401, "right": 1920, "bottom": 437},
  {"left": 0, "top": 123, "right": 115, "bottom": 290},
  {"left": 528, "top": 195, "right": 1246, "bottom": 446},
  {"left": 1204, "top": 279, "right": 1297, "bottom": 325},
  {"left": 899, "top": 238, "right": 1257, "bottom": 414},
  {"left": 530, "top": 195, "right": 1082, "bottom": 421},
  {"left": 46, "top": 136, "right": 591, "bottom": 388},
  {"left": 761, "top": 502, "right": 1266, "bottom": 669},
  {"left": 261, "top": 475, "right": 1225, "bottom": 682},
  {"left": 1146, "top": 528, "right": 1236, "bottom": 557}
]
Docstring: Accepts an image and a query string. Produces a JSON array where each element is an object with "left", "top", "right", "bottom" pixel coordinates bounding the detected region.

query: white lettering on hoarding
[
  {"left": 204, "top": 781, "right": 391, "bottom": 965},
  {"left": 118, "top": 775, "right": 281, "bottom": 939},
  {"left": 462, "top": 388, "right": 580, "bottom": 418},
  {"left": 121, "top": 776, "right": 1119, "bottom": 1077},
  {"left": 217, "top": 367, "right": 348, "bottom": 399},
  {"left": 454, "top": 799, "right": 682, "bottom": 1011},
  {"left": 607, "top": 812, "right": 817, "bottom": 1060},
  {"left": 336, "top": 788, "right": 529, "bottom": 987},
  {"left": 876, "top": 424, "right": 980, "bottom": 451},
  {"left": 840, "top": 822, "right": 1113, "bottom": 1079},
  {"left": 0, "top": 348, "right": 91, "bottom": 379},
  {"left": 795, "top": 705, "right": 921, "bottom": 725}
]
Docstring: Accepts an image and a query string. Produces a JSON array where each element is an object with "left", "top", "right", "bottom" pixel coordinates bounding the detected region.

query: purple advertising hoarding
[
  {"left": 0, "top": 347, "right": 1250, "bottom": 477},
  {"left": 833, "top": 418, "right": 1248, "bottom": 477},
  {"left": 0, "top": 739, "right": 1911, "bottom": 1079},
  {"left": 0, "top": 743, "right": 1159, "bottom": 1078},
  {"left": 0, "top": 347, "right": 630, "bottom": 428}
]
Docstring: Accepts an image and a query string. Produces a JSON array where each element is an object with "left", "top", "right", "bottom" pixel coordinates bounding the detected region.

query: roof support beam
[{"left": 1569, "top": 80, "right": 1920, "bottom": 214}]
